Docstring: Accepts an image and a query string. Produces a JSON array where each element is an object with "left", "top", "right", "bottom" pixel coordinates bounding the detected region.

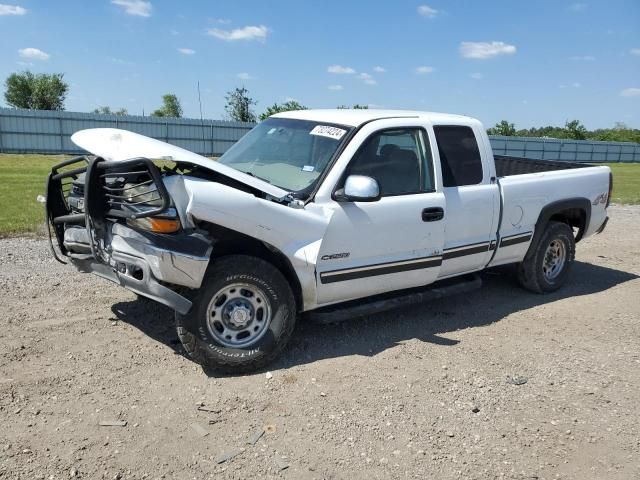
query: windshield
[{"left": 217, "top": 117, "right": 352, "bottom": 192}]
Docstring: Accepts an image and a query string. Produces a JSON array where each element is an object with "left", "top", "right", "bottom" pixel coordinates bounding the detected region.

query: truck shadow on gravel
[{"left": 110, "top": 261, "right": 637, "bottom": 376}]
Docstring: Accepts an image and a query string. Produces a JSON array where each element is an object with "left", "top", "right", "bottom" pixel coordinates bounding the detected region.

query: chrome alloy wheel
[
  {"left": 206, "top": 283, "right": 272, "bottom": 348},
  {"left": 542, "top": 239, "right": 567, "bottom": 280}
]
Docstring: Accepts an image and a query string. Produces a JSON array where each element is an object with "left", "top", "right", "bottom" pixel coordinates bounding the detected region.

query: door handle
[{"left": 422, "top": 207, "right": 444, "bottom": 222}]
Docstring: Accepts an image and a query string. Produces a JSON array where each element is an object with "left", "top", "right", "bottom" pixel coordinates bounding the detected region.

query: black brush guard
[{"left": 46, "top": 156, "right": 171, "bottom": 262}]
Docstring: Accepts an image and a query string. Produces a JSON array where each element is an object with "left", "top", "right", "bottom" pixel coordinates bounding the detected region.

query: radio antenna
[{"left": 197, "top": 81, "right": 206, "bottom": 154}]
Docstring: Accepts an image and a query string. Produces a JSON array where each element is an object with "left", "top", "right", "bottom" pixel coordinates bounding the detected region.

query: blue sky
[{"left": 1, "top": 0, "right": 639, "bottom": 128}]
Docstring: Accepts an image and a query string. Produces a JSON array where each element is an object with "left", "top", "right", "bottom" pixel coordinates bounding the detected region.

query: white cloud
[
  {"left": 18, "top": 47, "right": 49, "bottom": 61},
  {"left": 207, "top": 25, "right": 268, "bottom": 42},
  {"left": 373, "top": 66, "right": 386, "bottom": 73},
  {"left": 328, "top": 85, "right": 344, "bottom": 91},
  {"left": 417, "top": 5, "right": 438, "bottom": 18},
  {"left": 108, "top": 57, "right": 134, "bottom": 65},
  {"left": 620, "top": 88, "right": 640, "bottom": 97},
  {"left": 470, "top": 72, "right": 484, "bottom": 80},
  {"left": 416, "top": 66, "right": 434, "bottom": 74},
  {"left": 630, "top": 48, "right": 640, "bottom": 56},
  {"left": 328, "top": 65, "right": 356, "bottom": 74},
  {"left": 177, "top": 48, "right": 195, "bottom": 55},
  {"left": 569, "top": 55, "right": 595, "bottom": 61},
  {"left": 561, "top": 82, "right": 584, "bottom": 89},
  {"left": 111, "top": 0, "right": 151, "bottom": 17},
  {"left": 357, "top": 73, "right": 377, "bottom": 85},
  {"left": 237, "top": 72, "right": 253, "bottom": 80},
  {"left": 0, "top": 4, "right": 27, "bottom": 15},
  {"left": 569, "top": 2, "right": 588, "bottom": 12},
  {"left": 460, "top": 41, "right": 516, "bottom": 59}
]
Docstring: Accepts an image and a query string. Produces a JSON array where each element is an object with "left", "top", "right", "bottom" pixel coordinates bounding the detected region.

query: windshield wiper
[{"left": 242, "top": 170, "right": 273, "bottom": 185}]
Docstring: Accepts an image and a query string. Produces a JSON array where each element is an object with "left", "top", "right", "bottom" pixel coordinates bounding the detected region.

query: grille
[{"left": 85, "top": 157, "right": 170, "bottom": 221}]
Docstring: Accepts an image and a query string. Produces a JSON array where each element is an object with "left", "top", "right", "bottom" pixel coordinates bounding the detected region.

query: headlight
[
  {"left": 123, "top": 182, "right": 163, "bottom": 207},
  {"left": 126, "top": 208, "right": 181, "bottom": 234}
]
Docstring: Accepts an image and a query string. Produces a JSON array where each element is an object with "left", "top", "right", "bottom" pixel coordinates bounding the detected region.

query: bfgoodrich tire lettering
[
  {"left": 517, "top": 221, "right": 576, "bottom": 293},
  {"left": 176, "top": 255, "right": 296, "bottom": 374}
]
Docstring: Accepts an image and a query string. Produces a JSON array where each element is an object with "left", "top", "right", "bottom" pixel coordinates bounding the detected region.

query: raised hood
[{"left": 70, "top": 128, "right": 289, "bottom": 199}]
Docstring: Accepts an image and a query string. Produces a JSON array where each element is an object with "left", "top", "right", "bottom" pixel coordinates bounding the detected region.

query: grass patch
[
  {"left": 0, "top": 154, "right": 70, "bottom": 236},
  {"left": 602, "top": 163, "right": 640, "bottom": 205},
  {"left": 0, "top": 154, "right": 638, "bottom": 236}
]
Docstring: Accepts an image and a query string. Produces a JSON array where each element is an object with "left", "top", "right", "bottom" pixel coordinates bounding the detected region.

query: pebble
[
  {"left": 215, "top": 448, "right": 243, "bottom": 464},
  {"left": 265, "top": 372, "right": 273, "bottom": 380},
  {"left": 508, "top": 376, "right": 528, "bottom": 385},
  {"left": 274, "top": 455, "right": 289, "bottom": 471}
]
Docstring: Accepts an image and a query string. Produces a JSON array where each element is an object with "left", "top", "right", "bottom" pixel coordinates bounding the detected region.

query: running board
[{"left": 307, "top": 274, "right": 482, "bottom": 324}]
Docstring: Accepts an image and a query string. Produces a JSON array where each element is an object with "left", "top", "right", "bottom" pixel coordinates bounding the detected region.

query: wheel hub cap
[
  {"left": 205, "top": 283, "right": 272, "bottom": 348},
  {"left": 227, "top": 303, "right": 252, "bottom": 328},
  {"left": 542, "top": 239, "right": 566, "bottom": 280}
]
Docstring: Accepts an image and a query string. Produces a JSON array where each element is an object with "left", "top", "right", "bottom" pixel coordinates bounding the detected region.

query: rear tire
[
  {"left": 176, "top": 255, "right": 296, "bottom": 374},
  {"left": 517, "top": 221, "right": 575, "bottom": 294}
]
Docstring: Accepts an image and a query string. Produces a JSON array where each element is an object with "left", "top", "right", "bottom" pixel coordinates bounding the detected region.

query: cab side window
[
  {"left": 433, "top": 126, "right": 483, "bottom": 187},
  {"left": 345, "top": 129, "right": 433, "bottom": 196}
]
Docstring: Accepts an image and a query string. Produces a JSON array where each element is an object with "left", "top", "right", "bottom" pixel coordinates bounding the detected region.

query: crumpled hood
[{"left": 70, "top": 128, "right": 289, "bottom": 199}]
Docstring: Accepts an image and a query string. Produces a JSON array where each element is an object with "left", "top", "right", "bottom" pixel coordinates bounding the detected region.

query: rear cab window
[{"left": 433, "top": 126, "right": 484, "bottom": 187}]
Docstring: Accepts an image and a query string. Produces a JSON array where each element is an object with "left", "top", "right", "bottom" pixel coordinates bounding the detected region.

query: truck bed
[{"left": 494, "top": 155, "right": 589, "bottom": 177}]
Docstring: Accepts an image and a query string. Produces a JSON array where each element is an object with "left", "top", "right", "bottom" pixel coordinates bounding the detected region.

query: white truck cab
[{"left": 45, "top": 110, "right": 612, "bottom": 373}]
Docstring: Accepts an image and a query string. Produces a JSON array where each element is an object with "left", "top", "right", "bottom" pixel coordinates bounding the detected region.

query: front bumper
[
  {"left": 46, "top": 155, "right": 212, "bottom": 315},
  {"left": 65, "top": 223, "right": 211, "bottom": 314}
]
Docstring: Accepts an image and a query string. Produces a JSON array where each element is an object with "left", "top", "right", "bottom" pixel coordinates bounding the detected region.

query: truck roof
[{"left": 272, "top": 109, "right": 478, "bottom": 128}]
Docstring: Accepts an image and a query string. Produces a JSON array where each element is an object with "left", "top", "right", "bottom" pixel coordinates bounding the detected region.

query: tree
[
  {"left": 151, "top": 94, "right": 183, "bottom": 118},
  {"left": 93, "top": 106, "right": 128, "bottom": 116},
  {"left": 4, "top": 71, "right": 68, "bottom": 110},
  {"left": 259, "top": 100, "right": 307, "bottom": 121},
  {"left": 487, "top": 120, "right": 516, "bottom": 136},
  {"left": 564, "top": 120, "right": 588, "bottom": 140},
  {"left": 225, "top": 87, "right": 257, "bottom": 122},
  {"left": 337, "top": 104, "right": 369, "bottom": 109},
  {"left": 590, "top": 126, "right": 640, "bottom": 143}
]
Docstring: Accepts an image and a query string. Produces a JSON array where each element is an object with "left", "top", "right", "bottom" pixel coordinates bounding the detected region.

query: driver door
[{"left": 315, "top": 127, "right": 445, "bottom": 306}]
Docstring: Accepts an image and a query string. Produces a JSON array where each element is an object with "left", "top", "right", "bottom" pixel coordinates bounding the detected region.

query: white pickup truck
[{"left": 46, "top": 110, "right": 611, "bottom": 373}]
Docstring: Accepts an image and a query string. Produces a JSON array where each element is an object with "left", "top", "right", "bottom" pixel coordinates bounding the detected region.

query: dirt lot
[{"left": 1, "top": 205, "right": 639, "bottom": 480}]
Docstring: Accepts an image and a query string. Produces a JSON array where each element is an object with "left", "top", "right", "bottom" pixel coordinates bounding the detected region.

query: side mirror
[{"left": 335, "top": 175, "right": 381, "bottom": 202}]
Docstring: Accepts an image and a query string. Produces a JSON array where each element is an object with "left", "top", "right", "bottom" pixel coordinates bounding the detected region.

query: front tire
[
  {"left": 176, "top": 255, "right": 296, "bottom": 374},
  {"left": 517, "top": 221, "right": 576, "bottom": 293}
]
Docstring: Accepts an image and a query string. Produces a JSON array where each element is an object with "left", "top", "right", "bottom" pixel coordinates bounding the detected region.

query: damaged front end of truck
[
  {"left": 45, "top": 127, "right": 332, "bottom": 323},
  {"left": 46, "top": 153, "right": 212, "bottom": 315}
]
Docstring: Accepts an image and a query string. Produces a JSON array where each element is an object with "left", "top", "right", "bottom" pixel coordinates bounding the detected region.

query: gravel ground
[{"left": 1, "top": 205, "right": 639, "bottom": 480}]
